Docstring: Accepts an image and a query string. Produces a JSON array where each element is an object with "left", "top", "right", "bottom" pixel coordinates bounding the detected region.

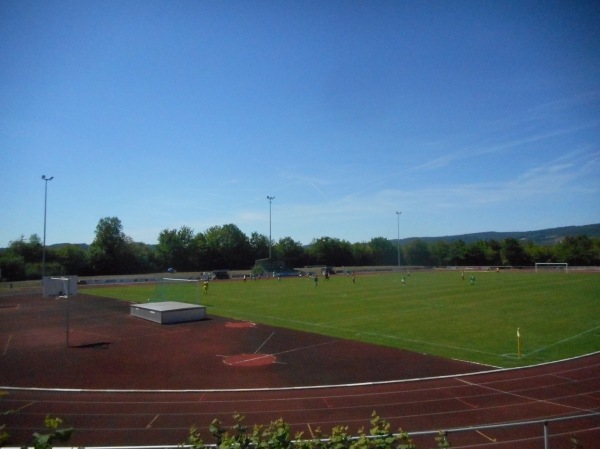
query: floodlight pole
[
  {"left": 41, "top": 175, "right": 54, "bottom": 283},
  {"left": 396, "top": 211, "right": 401, "bottom": 269},
  {"left": 267, "top": 196, "right": 275, "bottom": 260},
  {"left": 66, "top": 277, "right": 71, "bottom": 347}
]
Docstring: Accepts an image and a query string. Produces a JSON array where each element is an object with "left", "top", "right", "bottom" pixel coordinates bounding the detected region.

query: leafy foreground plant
[
  {"left": 182, "top": 412, "right": 419, "bottom": 449},
  {"left": 0, "top": 391, "right": 8, "bottom": 446},
  {"left": 22, "top": 415, "right": 74, "bottom": 449},
  {"left": 432, "top": 431, "right": 450, "bottom": 449},
  {"left": 0, "top": 424, "right": 7, "bottom": 447},
  {"left": 182, "top": 413, "right": 592, "bottom": 449}
]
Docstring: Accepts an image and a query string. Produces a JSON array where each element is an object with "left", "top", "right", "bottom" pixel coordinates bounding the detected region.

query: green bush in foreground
[
  {"left": 184, "top": 412, "right": 418, "bottom": 449},
  {"left": 2, "top": 412, "right": 586, "bottom": 448},
  {"left": 182, "top": 412, "right": 586, "bottom": 449},
  {"left": 21, "top": 415, "right": 74, "bottom": 449}
]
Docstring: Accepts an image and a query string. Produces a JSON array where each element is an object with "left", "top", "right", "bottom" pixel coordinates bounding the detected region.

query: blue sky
[{"left": 1, "top": 1, "right": 599, "bottom": 247}]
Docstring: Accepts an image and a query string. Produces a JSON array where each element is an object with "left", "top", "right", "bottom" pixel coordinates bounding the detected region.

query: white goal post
[
  {"left": 43, "top": 276, "right": 78, "bottom": 297},
  {"left": 535, "top": 263, "right": 568, "bottom": 273},
  {"left": 150, "top": 277, "right": 201, "bottom": 304}
]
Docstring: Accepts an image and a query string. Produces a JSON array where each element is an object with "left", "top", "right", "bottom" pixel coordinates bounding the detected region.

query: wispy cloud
[
  {"left": 293, "top": 149, "right": 599, "bottom": 221},
  {"left": 412, "top": 122, "right": 599, "bottom": 172}
]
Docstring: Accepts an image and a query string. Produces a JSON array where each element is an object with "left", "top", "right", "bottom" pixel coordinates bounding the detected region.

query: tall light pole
[
  {"left": 267, "top": 196, "right": 275, "bottom": 260},
  {"left": 42, "top": 175, "right": 54, "bottom": 281},
  {"left": 396, "top": 211, "right": 401, "bottom": 269}
]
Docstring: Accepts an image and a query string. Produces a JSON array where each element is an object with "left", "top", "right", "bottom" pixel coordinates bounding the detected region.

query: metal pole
[
  {"left": 267, "top": 196, "right": 275, "bottom": 260},
  {"left": 41, "top": 175, "right": 54, "bottom": 284},
  {"left": 66, "top": 278, "right": 70, "bottom": 347},
  {"left": 396, "top": 211, "right": 401, "bottom": 269}
]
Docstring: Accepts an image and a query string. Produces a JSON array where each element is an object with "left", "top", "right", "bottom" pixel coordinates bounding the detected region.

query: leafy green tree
[
  {"left": 524, "top": 241, "right": 556, "bottom": 264},
  {"left": 464, "top": 241, "right": 488, "bottom": 266},
  {"left": 7, "top": 234, "right": 42, "bottom": 263},
  {"left": 88, "top": 217, "right": 136, "bottom": 275},
  {"left": 249, "top": 232, "right": 270, "bottom": 262},
  {"left": 502, "top": 237, "right": 531, "bottom": 266},
  {"left": 450, "top": 239, "right": 467, "bottom": 265},
  {"left": 204, "top": 224, "right": 252, "bottom": 269},
  {"left": 308, "top": 237, "right": 353, "bottom": 266},
  {"left": 352, "top": 242, "right": 373, "bottom": 266},
  {"left": 430, "top": 240, "right": 451, "bottom": 266},
  {"left": 557, "top": 235, "right": 596, "bottom": 265},
  {"left": 193, "top": 232, "right": 210, "bottom": 270},
  {"left": 404, "top": 238, "right": 432, "bottom": 265},
  {"left": 275, "top": 237, "right": 306, "bottom": 268},
  {"left": 0, "top": 252, "right": 25, "bottom": 281},
  {"left": 486, "top": 239, "right": 503, "bottom": 265},
  {"left": 593, "top": 238, "right": 600, "bottom": 265},
  {"left": 369, "top": 237, "right": 397, "bottom": 265},
  {"left": 54, "top": 244, "right": 91, "bottom": 276},
  {"left": 129, "top": 241, "right": 159, "bottom": 273},
  {"left": 157, "top": 226, "right": 198, "bottom": 271},
  {"left": 0, "top": 235, "right": 43, "bottom": 280}
]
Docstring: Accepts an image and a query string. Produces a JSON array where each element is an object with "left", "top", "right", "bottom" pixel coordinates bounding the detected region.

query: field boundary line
[
  {"left": 525, "top": 324, "right": 600, "bottom": 357},
  {"left": 212, "top": 307, "right": 504, "bottom": 361}
]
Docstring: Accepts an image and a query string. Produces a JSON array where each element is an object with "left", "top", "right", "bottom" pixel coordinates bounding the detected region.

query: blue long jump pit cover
[{"left": 130, "top": 301, "right": 206, "bottom": 324}]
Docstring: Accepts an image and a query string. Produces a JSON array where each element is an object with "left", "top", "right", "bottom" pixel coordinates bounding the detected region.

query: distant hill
[
  {"left": 48, "top": 243, "right": 90, "bottom": 250},
  {"left": 47, "top": 243, "right": 156, "bottom": 250},
  {"left": 396, "top": 224, "right": 600, "bottom": 246}
]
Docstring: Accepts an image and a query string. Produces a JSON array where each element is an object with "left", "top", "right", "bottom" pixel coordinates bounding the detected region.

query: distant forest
[{"left": 1, "top": 218, "right": 599, "bottom": 281}]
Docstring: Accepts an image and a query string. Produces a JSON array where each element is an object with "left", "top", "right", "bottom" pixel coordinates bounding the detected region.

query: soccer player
[
  {"left": 203, "top": 281, "right": 209, "bottom": 294},
  {"left": 314, "top": 275, "right": 319, "bottom": 287}
]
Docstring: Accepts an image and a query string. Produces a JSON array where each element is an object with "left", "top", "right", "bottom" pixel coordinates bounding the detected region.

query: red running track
[{"left": 1, "top": 294, "right": 599, "bottom": 448}]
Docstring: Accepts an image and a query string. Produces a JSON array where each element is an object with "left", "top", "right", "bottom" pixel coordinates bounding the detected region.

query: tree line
[{"left": 1, "top": 216, "right": 599, "bottom": 281}]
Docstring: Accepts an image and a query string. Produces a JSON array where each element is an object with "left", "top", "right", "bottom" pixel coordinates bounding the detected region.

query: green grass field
[{"left": 84, "top": 270, "right": 600, "bottom": 368}]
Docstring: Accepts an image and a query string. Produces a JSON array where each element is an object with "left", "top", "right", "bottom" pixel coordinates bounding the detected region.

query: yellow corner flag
[{"left": 517, "top": 328, "right": 521, "bottom": 358}]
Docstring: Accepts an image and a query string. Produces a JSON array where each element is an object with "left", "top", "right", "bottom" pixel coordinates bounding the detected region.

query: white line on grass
[
  {"left": 524, "top": 325, "right": 600, "bottom": 357},
  {"left": 315, "top": 303, "right": 444, "bottom": 326},
  {"left": 212, "top": 307, "right": 319, "bottom": 328},
  {"left": 213, "top": 307, "right": 502, "bottom": 362},
  {"left": 356, "top": 329, "right": 503, "bottom": 360}
]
